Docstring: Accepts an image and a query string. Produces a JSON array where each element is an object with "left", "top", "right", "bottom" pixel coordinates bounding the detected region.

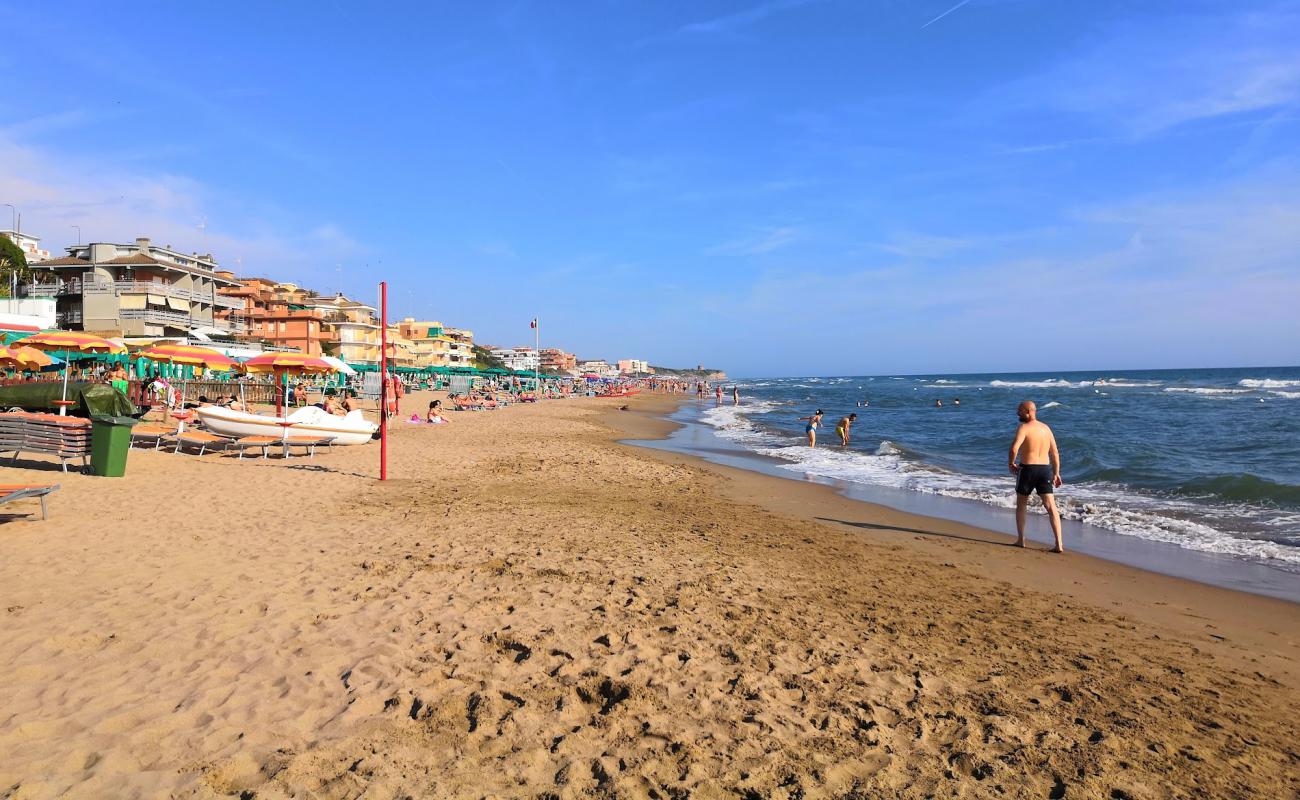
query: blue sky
[{"left": 1, "top": 0, "right": 1297, "bottom": 376}]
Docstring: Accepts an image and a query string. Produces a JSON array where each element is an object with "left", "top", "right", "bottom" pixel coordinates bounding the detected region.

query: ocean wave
[
  {"left": 989, "top": 379, "right": 1083, "bottom": 388},
  {"left": 1239, "top": 378, "right": 1300, "bottom": 389},
  {"left": 1092, "top": 379, "right": 1162, "bottom": 387},
  {"left": 933, "top": 379, "right": 957, "bottom": 384},
  {"left": 748, "top": 443, "right": 1300, "bottom": 569},
  {"left": 1271, "top": 390, "right": 1300, "bottom": 399},
  {"left": 1163, "top": 387, "right": 1251, "bottom": 396},
  {"left": 1040, "top": 401, "right": 1063, "bottom": 409}
]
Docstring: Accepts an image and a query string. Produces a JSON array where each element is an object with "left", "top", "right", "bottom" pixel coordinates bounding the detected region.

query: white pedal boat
[{"left": 195, "top": 405, "right": 378, "bottom": 445}]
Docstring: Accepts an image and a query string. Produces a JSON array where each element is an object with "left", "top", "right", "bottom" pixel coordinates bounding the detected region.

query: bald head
[{"left": 1017, "top": 401, "right": 1036, "bottom": 423}]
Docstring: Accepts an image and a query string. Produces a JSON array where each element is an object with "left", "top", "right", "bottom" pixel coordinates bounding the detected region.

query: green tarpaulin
[{"left": 0, "top": 382, "right": 137, "bottom": 418}]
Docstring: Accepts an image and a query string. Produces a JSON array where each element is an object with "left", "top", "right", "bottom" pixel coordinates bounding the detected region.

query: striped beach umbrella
[
  {"left": 0, "top": 344, "right": 54, "bottom": 370},
  {"left": 241, "top": 352, "right": 338, "bottom": 414},
  {"left": 135, "top": 343, "right": 238, "bottom": 371},
  {"left": 18, "top": 331, "right": 128, "bottom": 411},
  {"left": 135, "top": 344, "right": 239, "bottom": 410}
]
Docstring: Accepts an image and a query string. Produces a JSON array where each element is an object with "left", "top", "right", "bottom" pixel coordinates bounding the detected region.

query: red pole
[{"left": 379, "top": 280, "right": 388, "bottom": 481}]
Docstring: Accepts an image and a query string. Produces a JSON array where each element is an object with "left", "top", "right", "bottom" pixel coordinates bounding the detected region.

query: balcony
[
  {"left": 32, "top": 278, "right": 238, "bottom": 306},
  {"left": 55, "top": 310, "right": 82, "bottom": 326},
  {"left": 120, "top": 308, "right": 197, "bottom": 328}
]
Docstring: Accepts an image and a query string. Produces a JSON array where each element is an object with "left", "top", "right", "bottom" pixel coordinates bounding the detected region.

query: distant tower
[{"left": 697, "top": 363, "right": 703, "bottom": 371}]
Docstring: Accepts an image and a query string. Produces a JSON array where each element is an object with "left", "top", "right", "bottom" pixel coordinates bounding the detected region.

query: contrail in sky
[{"left": 921, "top": 0, "right": 971, "bottom": 28}]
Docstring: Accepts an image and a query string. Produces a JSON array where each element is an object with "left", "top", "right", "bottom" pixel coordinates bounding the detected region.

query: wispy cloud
[
  {"left": 705, "top": 225, "right": 801, "bottom": 256},
  {"left": 0, "top": 131, "right": 361, "bottom": 285},
  {"left": 989, "top": 5, "right": 1300, "bottom": 138},
  {"left": 678, "top": 0, "right": 824, "bottom": 37}
]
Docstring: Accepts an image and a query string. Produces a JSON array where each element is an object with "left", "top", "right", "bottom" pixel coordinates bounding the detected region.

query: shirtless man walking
[{"left": 1008, "top": 400, "right": 1064, "bottom": 552}]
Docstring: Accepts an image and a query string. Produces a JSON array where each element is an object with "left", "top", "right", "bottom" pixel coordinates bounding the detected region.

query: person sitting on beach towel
[{"left": 427, "top": 400, "right": 450, "bottom": 424}]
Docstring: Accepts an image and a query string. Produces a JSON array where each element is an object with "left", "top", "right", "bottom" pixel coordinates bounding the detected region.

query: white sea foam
[
  {"left": 1040, "top": 401, "right": 1063, "bottom": 409},
  {"left": 1164, "top": 387, "right": 1251, "bottom": 396},
  {"left": 1239, "top": 378, "right": 1300, "bottom": 389},
  {"left": 934, "top": 379, "right": 957, "bottom": 384},
  {"left": 1271, "top": 391, "right": 1300, "bottom": 399},
  {"left": 989, "top": 379, "right": 1083, "bottom": 388},
  {"left": 741, "top": 442, "right": 1300, "bottom": 569}
]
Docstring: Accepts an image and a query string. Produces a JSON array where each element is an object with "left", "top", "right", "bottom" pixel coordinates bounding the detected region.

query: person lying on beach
[
  {"left": 798, "top": 410, "right": 823, "bottom": 447},
  {"left": 320, "top": 396, "right": 345, "bottom": 416},
  {"left": 1009, "top": 400, "right": 1064, "bottom": 553},
  {"left": 427, "top": 400, "right": 450, "bottom": 424},
  {"left": 836, "top": 413, "right": 857, "bottom": 447}
]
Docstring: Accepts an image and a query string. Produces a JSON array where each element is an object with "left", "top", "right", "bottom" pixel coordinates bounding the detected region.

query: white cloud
[
  {"left": 993, "top": 6, "right": 1300, "bottom": 138},
  {"left": 705, "top": 225, "right": 801, "bottom": 256},
  {"left": 0, "top": 129, "right": 361, "bottom": 284}
]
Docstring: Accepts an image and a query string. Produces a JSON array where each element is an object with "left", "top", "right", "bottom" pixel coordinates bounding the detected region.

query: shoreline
[
  {"left": 603, "top": 393, "right": 1300, "bottom": 686},
  {"left": 1, "top": 391, "right": 1296, "bottom": 797},
  {"left": 623, "top": 394, "right": 1300, "bottom": 604}
]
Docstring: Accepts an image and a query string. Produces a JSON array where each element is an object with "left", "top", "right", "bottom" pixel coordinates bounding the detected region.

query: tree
[
  {"left": 0, "top": 236, "right": 28, "bottom": 298},
  {"left": 472, "top": 344, "right": 507, "bottom": 371}
]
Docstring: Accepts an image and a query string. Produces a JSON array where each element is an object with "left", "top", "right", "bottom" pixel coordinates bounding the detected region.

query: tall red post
[{"left": 379, "top": 280, "right": 388, "bottom": 481}]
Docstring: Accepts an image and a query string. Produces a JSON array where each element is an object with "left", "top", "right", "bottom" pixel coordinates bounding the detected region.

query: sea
[{"left": 642, "top": 367, "right": 1300, "bottom": 600}]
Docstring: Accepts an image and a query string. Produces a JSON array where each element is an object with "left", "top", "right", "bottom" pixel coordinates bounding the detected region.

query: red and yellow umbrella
[
  {"left": 241, "top": 352, "right": 338, "bottom": 414},
  {"left": 19, "top": 331, "right": 126, "bottom": 355},
  {"left": 240, "top": 352, "right": 335, "bottom": 374},
  {"left": 17, "top": 331, "right": 128, "bottom": 411},
  {"left": 0, "top": 345, "right": 53, "bottom": 370},
  {"left": 134, "top": 344, "right": 239, "bottom": 410},
  {"left": 135, "top": 343, "right": 238, "bottom": 371}
]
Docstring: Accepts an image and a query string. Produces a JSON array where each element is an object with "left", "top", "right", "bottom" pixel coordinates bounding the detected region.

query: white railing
[{"left": 38, "top": 278, "right": 238, "bottom": 306}]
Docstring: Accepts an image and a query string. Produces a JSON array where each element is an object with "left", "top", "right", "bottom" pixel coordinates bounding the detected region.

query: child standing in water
[{"left": 798, "top": 410, "right": 823, "bottom": 447}]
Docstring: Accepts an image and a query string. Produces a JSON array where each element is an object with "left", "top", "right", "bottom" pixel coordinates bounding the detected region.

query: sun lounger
[
  {"left": 0, "top": 484, "right": 59, "bottom": 520},
  {"left": 284, "top": 436, "right": 334, "bottom": 458},
  {"left": 130, "top": 424, "right": 176, "bottom": 451},
  {"left": 171, "top": 431, "right": 233, "bottom": 456},
  {"left": 0, "top": 412, "right": 92, "bottom": 473},
  {"left": 228, "top": 435, "right": 280, "bottom": 459}
]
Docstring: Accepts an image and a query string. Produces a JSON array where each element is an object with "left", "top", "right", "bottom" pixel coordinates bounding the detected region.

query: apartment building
[
  {"left": 578, "top": 359, "right": 617, "bottom": 378},
  {"left": 1, "top": 230, "right": 51, "bottom": 263},
  {"left": 321, "top": 295, "right": 381, "bottom": 365},
  {"left": 217, "top": 277, "right": 334, "bottom": 354},
  {"left": 490, "top": 347, "right": 540, "bottom": 372},
  {"left": 35, "top": 237, "right": 243, "bottom": 336},
  {"left": 540, "top": 347, "right": 577, "bottom": 374},
  {"left": 443, "top": 326, "right": 475, "bottom": 367},
  {"left": 617, "top": 359, "right": 650, "bottom": 375}
]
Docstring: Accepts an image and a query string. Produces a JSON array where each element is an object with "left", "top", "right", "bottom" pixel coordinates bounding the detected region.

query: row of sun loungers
[
  {"left": 0, "top": 412, "right": 92, "bottom": 473},
  {"left": 131, "top": 428, "right": 335, "bottom": 459}
]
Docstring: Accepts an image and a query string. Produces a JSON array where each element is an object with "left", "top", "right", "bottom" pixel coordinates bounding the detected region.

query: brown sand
[{"left": 0, "top": 393, "right": 1296, "bottom": 799}]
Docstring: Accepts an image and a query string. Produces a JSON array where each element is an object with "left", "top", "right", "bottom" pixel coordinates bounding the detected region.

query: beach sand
[{"left": 1, "top": 392, "right": 1297, "bottom": 799}]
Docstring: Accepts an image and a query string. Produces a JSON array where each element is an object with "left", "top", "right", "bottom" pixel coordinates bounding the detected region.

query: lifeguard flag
[{"left": 530, "top": 318, "right": 538, "bottom": 329}]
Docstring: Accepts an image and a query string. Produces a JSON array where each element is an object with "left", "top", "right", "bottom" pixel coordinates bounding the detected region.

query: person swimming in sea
[
  {"left": 798, "top": 409, "right": 823, "bottom": 447},
  {"left": 836, "top": 412, "right": 857, "bottom": 447}
]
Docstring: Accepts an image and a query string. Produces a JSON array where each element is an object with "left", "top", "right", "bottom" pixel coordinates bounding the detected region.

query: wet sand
[{"left": 0, "top": 392, "right": 1296, "bottom": 798}]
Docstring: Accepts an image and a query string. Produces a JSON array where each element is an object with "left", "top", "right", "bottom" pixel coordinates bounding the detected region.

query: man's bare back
[
  {"left": 1013, "top": 419, "right": 1056, "bottom": 465},
  {"left": 1008, "top": 401, "right": 1064, "bottom": 552}
]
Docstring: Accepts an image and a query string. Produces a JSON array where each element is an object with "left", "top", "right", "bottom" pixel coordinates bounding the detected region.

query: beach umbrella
[
  {"left": 0, "top": 344, "right": 54, "bottom": 371},
  {"left": 240, "top": 352, "right": 337, "bottom": 416},
  {"left": 18, "top": 331, "right": 126, "bottom": 413},
  {"left": 135, "top": 343, "right": 239, "bottom": 409}
]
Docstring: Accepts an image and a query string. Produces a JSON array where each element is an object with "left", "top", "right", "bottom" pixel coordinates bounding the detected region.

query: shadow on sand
[{"left": 815, "top": 516, "right": 1020, "bottom": 549}]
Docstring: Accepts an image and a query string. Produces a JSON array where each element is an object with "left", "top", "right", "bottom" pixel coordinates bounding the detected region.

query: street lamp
[
  {"left": 3, "top": 203, "right": 14, "bottom": 233},
  {"left": 71, "top": 225, "right": 81, "bottom": 245}
]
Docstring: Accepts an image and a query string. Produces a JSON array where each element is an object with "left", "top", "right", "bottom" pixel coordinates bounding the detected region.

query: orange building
[{"left": 216, "top": 275, "right": 336, "bottom": 355}]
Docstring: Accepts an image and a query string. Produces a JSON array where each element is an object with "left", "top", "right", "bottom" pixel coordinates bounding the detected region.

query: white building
[
  {"left": 1, "top": 230, "right": 51, "bottom": 263},
  {"left": 491, "top": 347, "right": 540, "bottom": 372},
  {"left": 578, "top": 359, "right": 618, "bottom": 378},
  {"left": 618, "top": 359, "right": 650, "bottom": 375}
]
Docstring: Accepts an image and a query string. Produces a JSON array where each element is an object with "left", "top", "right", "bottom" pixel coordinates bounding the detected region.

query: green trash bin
[{"left": 90, "top": 415, "right": 140, "bottom": 477}]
